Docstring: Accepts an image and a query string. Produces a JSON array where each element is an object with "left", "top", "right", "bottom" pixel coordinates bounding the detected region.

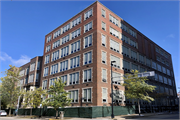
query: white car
[{"left": 0, "top": 110, "right": 7, "bottom": 116}]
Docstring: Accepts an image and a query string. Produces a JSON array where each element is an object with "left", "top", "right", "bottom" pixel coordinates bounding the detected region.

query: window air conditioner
[
  {"left": 102, "top": 28, "right": 105, "bottom": 30},
  {"left": 117, "top": 50, "right": 119, "bottom": 53},
  {"left": 102, "top": 79, "right": 106, "bottom": 82},
  {"left": 102, "top": 43, "right": 105, "bottom": 46}
]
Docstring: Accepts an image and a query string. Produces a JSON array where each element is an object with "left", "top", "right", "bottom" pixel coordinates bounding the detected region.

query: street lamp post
[{"left": 111, "top": 61, "right": 116, "bottom": 119}]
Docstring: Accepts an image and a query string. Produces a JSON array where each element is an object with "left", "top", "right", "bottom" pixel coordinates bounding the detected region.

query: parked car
[{"left": 0, "top": 110, "right": 7, "bottom": 116}]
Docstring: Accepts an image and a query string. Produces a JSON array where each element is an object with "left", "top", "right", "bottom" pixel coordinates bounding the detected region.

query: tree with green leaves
[
  {"left": 122, "top": 70, "right": 156, "bottom": 116},
  {"left": 22, "top": 87, "right": 47, "bottom": 116},
  {"left": 0, "top": 65, "right": 21, "bottom": 116},
  {"left": 42, "top": 77, "right": 71, "bottom": 119}
]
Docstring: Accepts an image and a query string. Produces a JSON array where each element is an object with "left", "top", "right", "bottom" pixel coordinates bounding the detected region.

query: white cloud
[
  {"left": 0, "top": 52, "right": 31, "bottom": 67},
  {"left": 167, "top": 34, "right": 175, "bottom": 38}
]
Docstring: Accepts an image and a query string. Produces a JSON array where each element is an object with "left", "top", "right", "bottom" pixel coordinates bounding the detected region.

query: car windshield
[{"left": 0, "top": 110, "right": 5, "bottom": 112}]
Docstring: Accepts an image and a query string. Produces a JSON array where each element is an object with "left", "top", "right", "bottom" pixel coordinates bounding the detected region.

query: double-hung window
[
  {"left": 84, "top": 35, "right": 92, "bottom": 48},
  {"left": 84, "top": 22, "right": 92, "bottom": 32},
  {"left": 63, "top": 23, "right": 70, "bottom": 33},
  {"left": 102, "top": 51, "right": 106, "bottom": 64},
  {"left": 159, "top": 75, "right": 163, "bottom": 83},
  {"left": 121, "top": 34, "right": 128, "bottom": 43},
  {"left": 61, "top": 46, "right": 69, "bottom": 57},
  {"left": 52, "top": 50, "right": 59, "bottom": 61},
  {"left": 132, "top": 64, "right": 138, "bottom": 71},
  {"left": 51, "top": 63, "right": 58, "bottom": 75},
  {"left": 102, "top": 35, "right": 106, "bottom": 46},
  {"left": 30, "top": 63, "right": 35, "bottom": 72},
  {"left": 167, "top": 69, "right": 170, "bottom": 76},
  {"left": 71, "top": 40, "right": 80, "bottom": 53},
  {"left": 102, "top": 88, "right": 107, "bottom": 102},
  {"left": 62, "top": 34, "right": 69, "bottom": 44},
  {"left": 102, "top": 9, "right": 105, "bottom": 17},
  {"left": 146, "top": 58, "right": 151, "bottom": 67},
  {"left": 53, "top": 29, "right": 61, "bottom": 39},
  {"left": 110, "top": 39, "right": 120, "bottom": 53},
  {"left": 122, "top": 60, "right": 130, "bottom": 71},
  {"left": 47, "top": 35, "right": 51, "bottom": 43},
  {"left": 83, "top": 69, "right": 92, "bottom": 82},
  {"left": 46, "top": 45, "right": 51, "bottom": 52},
  {"left": 157, "top": 64, "right": 161, "bottom": 72},
  {"left": 49, "top": 77, "right": 57, "bottom": 87},
  {"left": 29, "top": 74, "right": 34, "bottom": 83},
  {"left": 83, "top": 88, "right": 91, "bottom": 102},
  {"left": 139, "top": 54, "right": 144, "bottom": 64},
  {"left": 42, "top": 80, "right": 47, "bottom": 90},
  {"left": 84, "top": 51, "right": 92, "bottom": 65},
  {"left": 84, "top": 9, "right": 92, "bottom": 20},
  {"left": 110, "top": 27, "right": 119, "bottom": 38},
  {"left": 71, "top": 28, "right": 80, "bottom": 39},
  {"left": 112, "top": 72, "right": 121, "bottom": 85},
  {"left": 102, "top": 22, "right": 106, "bottom": 30},
  {"left": 131, "top": 50, "right": 137, "bottom": 60},
  {"left": 102, "top": 69, "right": 107, "bottom": 82},
  {"left": 122, "top": 45, "right": 129, "bottom": 56},
  {"left": 61, "top": 75, "right": 67, "bottom": 85},
  {"left": 69, "top": 90, "right": 78, "bottom": 103},
  {"left": 72, "top": 16, "right": 81, "bottom": 28},
  {"left": 60, "top": 60, "right": 68, "bottom": 71},
  {"left": 109, "top": 15, "right": 118, "bottom": 26},
  {"left": 69, "top": 72, "right": 79, "bottom": 85},
  {"left": 163, "top": 77, "right": 168, "bottom": 84},
  {"left": 70, "top": 56, "right": 80, "bottom": 69},
  {"left": 43, "top": 67, "right": 48, "bottom": 77},
  {"left": 111, "top": 55, "right": 120, "bottom": 68},
  {"left": 45, "top": 55, "right": 50, "bottom": 64}
]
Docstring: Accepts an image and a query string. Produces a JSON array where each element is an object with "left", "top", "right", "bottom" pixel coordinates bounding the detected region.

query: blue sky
[{"left": 0, "top": 1, "right": 179, "bottom": 91}]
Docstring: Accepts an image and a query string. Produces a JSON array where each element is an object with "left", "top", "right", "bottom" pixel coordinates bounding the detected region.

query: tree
[
  {"left": 42, "top": 77, "right": 71, "bottom": 119},
  {"left": 0, "top": 65, "right": 21, "bottom": 116},
  {"left": 22, "top": 87, "right": 47, "bottom": 116},
  {"left": 122, "top": 70, "right": 156, "bottom": 116}
]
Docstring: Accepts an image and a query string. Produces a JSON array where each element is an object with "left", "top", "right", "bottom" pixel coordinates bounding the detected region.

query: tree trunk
[
  {"left": 56, "top": 110, "right": 58, "bottom": 119},
  {"left": 30, "top": 107, "right": 32, "bottom": 116},
  {"left": 138, "top": 98, "right": 141, "bottom": 116},
  {"left": 9, "top": 108, "right": 11, "bottom": 116}
]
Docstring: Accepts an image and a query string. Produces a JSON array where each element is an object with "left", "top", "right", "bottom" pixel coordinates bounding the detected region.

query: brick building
[{"left": 39, "top": 1, "right": 176, "bottom": 107}]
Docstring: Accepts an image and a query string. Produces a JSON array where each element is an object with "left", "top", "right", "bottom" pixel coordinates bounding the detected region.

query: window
[
  {"left": 111, "top": 55, "right": 120, "bottom": 68},
  {"left": 164, "top": 53, "right": 169, "bottom": 59},
  {"left": 45, "top": 55, "right": 50, "bottom": 64},
  {"left": 70, "top": 56, "right": 80, "bottom": 69},
  {"left": 72, "top": 16, "right": 81, "bottom": 28},
  {"left": 160, "top": 49, "right": 164, "bottom": 56},
  {"left": 25, "top": 77, "right": 28, "bottom": 84},
  {"left": 165, "top": 61, "right": 169, "bottom": 66},
  {"left": 129, "top": 29, "right": 136, "bottom": 38},
  {"left": 83, "top": 69, "right": 92, "bottom": 82},
  {"left": 71, "top": 28, "right": 80, "bottom": 39},
  {"left": 102, "top": 88, "right": 107, "bottom": 102},
  {"left": 167, "top": 69, "right": 170, "bottom": 76},
  {"left": 155, "top": 47, "right": 159, "bottom": 53},
  {"left": 60, "top": 60, "right": 68, "bottom": 71},
  {"left": 164, "top": 77, "right": 168, "bottom": 84},
  {"left": 159, "top": 86, "right": 164, "bottom": 93},
  {"left": 102, "top": 35, "right": 106, "bottom": 46},
  {"left": 49, "top": 77, "right": 57, "bottom": 87},
  {"left": 51, "top": 63, "right": 58, "bottom": 75},
  {"left": 159, "top": 75, "right": 163, "bottom": 83},
  {"left": 109, "top": 15, "right": 118, "bottom": 26},
  {"left": 84, "top": 51, "right": 92, "bottom": 65},
  {"left": 42, "top": 80, "right": 47, "bottom": 90},
  {"left": 112, "top": 72, "right": 121, "bottom": 85},
  {"left": 139, "top": 54, "right": 144, "bottom": 64},
  {"left": 157, "top": 64, "right": 161, "bottom": 72},
  {"left": 71, "top": 40, "right": 80, "bottom": 53},
  {"left": 52, "top": 50, "right": 59, "bottom": 61},
  {"left": 69, "top": 90, "right": 78, "bottom": 103},
  {"left": 130, "top": 39, "right": 137, "bottom": 48},
  {"left": 46, "top": 35, "right": 51, "bottom": 43},
  {"left": 156, "top": 56, "right": 161, "bottom": 62},
  {"left": 61, "top": 75, "right": 67, "bottom": 85},
  {"left": 84, "top": 35, "right": 92, "bottom": 48},
  {"left": 140, "top": 67, "right": 145, "bottom": 72},
  {"left": 53, "top": 29, "right": 61, "bottom": 39},
  {"left": 63, "top": 23, "right": 70, "bottom": 33},
  {"left": 113, "top": 90, "right": 123, "bottom": 103},
  {"left": 36, "top": 73, "right": 39, "bottom": 82},
  {"left": 102, "top": 22, "right": 106, "bottom": 30},
  {"left": 102, "top": 69, "right": 107, "bottom": 82},
  {"left": 146, "top": 58, "right": 151, "bottom": 67},
  {"left": 162, "top": 67, "right": 166, "bottom": 74},
  {"left": 121, "top": 23, "right": 128, "bottom": 32},
  {"left": 20, "top": 70, "right": 25, "bottom": 76},
  {"left": 152, "top": 61, "right": 156, "bottom": 69},
  {"left": 102, "top": 9, "right": 105, "bottom": 17},
  {"left": 169, "top": 89, "right": 173, "bottom": 96},
  {"left": 102, "top": 51, "right": 106, "bottom": 64},
  {"left": 110, "top": 27, "right": 119, "bottom": 38},
  {"left": 110, "top": 39, "right": 120, "bottom": 53},
  {"left": 69, "top": 72, "right": 79, "bottom": 85},
  {"left": 155, "top": 73, "right": 158, "bottom": 81},
  {"left": 165, "top": 87, "right": 169, "bottom": 95},
  {"left": 84, "top": 22, "right": 92, "bottom": 32},
  {"left": 84, "top": 9, "right": 92, "bottom": 20},
  {"left": 62, "top": 34, "right": 69, "bottom": 44},
  {"left": 61, "top": 46, "right": 69, "bottom": 57},
  {"left": 29, "top": 74, "right": 34, "bottom": 83},
  {"left": 131, "top": 50, "right": 137, "bottom": 60},
  {"left": 37, "top": 61, "right": 41, "bottom": 70},
  {"left": 20, "top": 79, "right": 24, "bottom": 86},
  {"left": 122, "top": 60, "right": 130, "bottom": 71},
  {"left": 168, "top": 78, "right": 172, "bottom": 86},
  {"left": 46, "top": 45, "right": 51, "bottom": 52},
  {"left": 121, "top": 34, "right": 128, "bottom": 43},
  {"left": 122, "top": 46, "right": 129, "bottom": 56},
  {"left": 132, "top": 64, "right": 138, "bottom": 71},
  {"left": 30, "top": 63, "right": 35, "bottom": 72},
  {"left": 43, "top": 67, "right": 48, "bottom": 77},
  {"left": 83, "top": 88, "right": 91, "bottom": 102},
  {"left": 25, "top": 67, "right": 29, "bottom": 75}
]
